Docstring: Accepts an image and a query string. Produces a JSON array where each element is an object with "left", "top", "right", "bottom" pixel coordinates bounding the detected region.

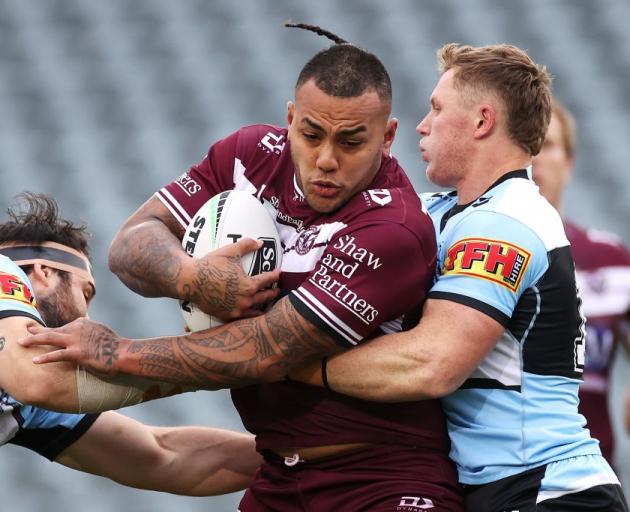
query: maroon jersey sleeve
[
  {"left": 155, "top": 131, "right": 239, "bottom": 228},
  {"left": 289, "top": 219, "right": 434, "bottom": 346}
]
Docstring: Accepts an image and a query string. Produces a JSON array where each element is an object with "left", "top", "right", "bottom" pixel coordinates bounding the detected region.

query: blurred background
[{"left": 1, "top": 0, "right": 629, "bottom": 510}]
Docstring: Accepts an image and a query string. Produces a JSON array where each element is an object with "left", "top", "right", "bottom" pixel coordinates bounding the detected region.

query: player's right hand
[{"left": 179, "top": 238, "right": 281, "bottom": 320}]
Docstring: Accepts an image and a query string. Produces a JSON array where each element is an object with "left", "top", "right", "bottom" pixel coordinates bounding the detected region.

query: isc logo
[{"left": 249, "top": 237, "right": 278, "bottom": 275}]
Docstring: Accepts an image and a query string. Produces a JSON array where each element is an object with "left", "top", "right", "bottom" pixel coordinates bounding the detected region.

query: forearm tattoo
[
  {"left": 110, "top": 225, "right": 184, "bottom": 298},
  {"left": 115, "top": 297, "right": 340, "bottom": 388},
  {"left": 180, "top": 256, "right": 240, "bottom": 314},
  {"left": 0, "top": 336, "right": 5, "bottom": 351}
]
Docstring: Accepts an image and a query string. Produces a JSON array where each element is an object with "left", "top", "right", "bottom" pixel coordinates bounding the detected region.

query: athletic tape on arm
[{"left": 76, "top": 368, "right": 194, "bottom": 413}]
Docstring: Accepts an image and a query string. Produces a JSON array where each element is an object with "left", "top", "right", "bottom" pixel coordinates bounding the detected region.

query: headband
[{"left": 0, "top": 241, "right": 95, "bottom": 289}]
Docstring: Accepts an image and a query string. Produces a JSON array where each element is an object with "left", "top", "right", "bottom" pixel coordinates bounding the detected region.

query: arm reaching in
[
  {"left": 290, "top": 298, "right": 504, "bottom": 401},
  {"left": 1, "top": 316, "right": 193, "bottom": 413},
  {"left": 21, "top": 296, "right": 342, "bottom": 388},
  {"left": 56, "top": 411, "right": 261, "bottom": 496},
  {"left": 108, "top": 196, "right": 280, "bottom": 320}
]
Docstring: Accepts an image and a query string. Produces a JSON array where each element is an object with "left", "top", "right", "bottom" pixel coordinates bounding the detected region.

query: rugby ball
[{"left": 179, "top": 190, "right": 282, "bottom": 332}]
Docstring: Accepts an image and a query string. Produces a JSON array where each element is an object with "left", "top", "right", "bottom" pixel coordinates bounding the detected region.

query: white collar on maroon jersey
[{"left": 293, "top": 174, "right": 305, "bottom": 200}]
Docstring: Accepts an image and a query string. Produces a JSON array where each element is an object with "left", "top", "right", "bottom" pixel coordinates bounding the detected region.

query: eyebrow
[{"left": 302, "top": 117, "right": 367, "bottom": 137}]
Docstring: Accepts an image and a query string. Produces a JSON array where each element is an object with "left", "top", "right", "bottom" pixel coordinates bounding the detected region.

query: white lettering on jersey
[
  {"left": 309, "top": 264, "right": 379, "bottom": 324},
  {"left": 334, "top": 235, "right": 382, "bottom": 269},
  {"left": 175, "top": 172, "right": 201, "bottom": 197},
  {"left": 398, "top": 496, "right": 435, "bottom": 510},
  {"left": 260, "top": 132, "right": 285, "bottom": 154}
]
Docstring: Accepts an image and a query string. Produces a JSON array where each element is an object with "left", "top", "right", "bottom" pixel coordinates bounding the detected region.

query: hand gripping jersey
[
  {"left": 0, "top": 255, "right": 98, "bottom": 460},
  {"left": 566, "top": 221, "right": 630, "bottom": 463},
  {"left": 157, "top": 124, "right": 450, "bottom": 452},
  {"left": 424, "top": 170, "right": 603, "bottom": 485}
]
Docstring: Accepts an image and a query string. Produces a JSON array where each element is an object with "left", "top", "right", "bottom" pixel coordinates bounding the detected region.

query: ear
[
  {"left": 473, "top": 104, "right": 496, "bottom": 139},
  {"left": 382, "top": 118, "right": 398, "bottom": 156},
  {"left": 27, "top": 263, "right": 57, "bottom": 292},
  {"left": 287, "top": 101, "right": 295, "bottom": 129}
]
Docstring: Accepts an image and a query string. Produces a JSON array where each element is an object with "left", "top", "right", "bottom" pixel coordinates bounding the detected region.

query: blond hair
[
  {"left": 437, "top": 43, "right": 552, "bottom": 156},
  {"left": 551, "top": 99, "right": 576, "bottom": 158}
]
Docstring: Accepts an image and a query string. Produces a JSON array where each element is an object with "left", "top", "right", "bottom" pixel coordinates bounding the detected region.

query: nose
[
  {"left": 416, "top": 114, "right": 430, "bottom": 136},
  {"left": 316, "top": 142, "right": 338, "bottom": 173}
]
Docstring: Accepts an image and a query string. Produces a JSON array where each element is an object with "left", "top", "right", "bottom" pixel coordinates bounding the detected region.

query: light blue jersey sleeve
[
  {"left": 430, "top": 209, "right": 549, "bottom": 325},
  {"left": 0, "top": 255, "right": 43, "bottom": 324}
]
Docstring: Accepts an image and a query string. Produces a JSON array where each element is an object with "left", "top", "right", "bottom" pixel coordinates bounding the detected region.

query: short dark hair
[
  {"left": 286, "top": 23, "right": 392, "bottom": 103},
  {"left": 0, "top": 192, "right": 92, "bottom": 260}
]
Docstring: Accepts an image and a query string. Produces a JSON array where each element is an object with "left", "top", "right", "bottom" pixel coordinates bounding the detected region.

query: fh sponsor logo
[
  {"left": 175, "top": 172, "right": 202, "bottom": 197},
  {"left": 0, "top": 272, "right": 36, "bottom": 307},
  {"left": 442, "top": 237, "right": 531, "bottom": 292},
  {"left": 397, "top": 496, "right": 435, "bottom": 510}
]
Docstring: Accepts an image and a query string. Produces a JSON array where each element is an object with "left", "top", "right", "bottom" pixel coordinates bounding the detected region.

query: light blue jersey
[
  {"left": 0, "top": 255, "right": 98, "bottom": 460},
  {"left": 423, "top": 170, "right": 604, "bottom": 485}
]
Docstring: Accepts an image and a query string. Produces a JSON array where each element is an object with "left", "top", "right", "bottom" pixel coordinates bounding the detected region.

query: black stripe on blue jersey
[
  {"left": 438, "top": 170, "right": 529, "bottom": 233},
  {"left": 429, "top": 291, "right": 510, "bottom": 326},
  {"left": 8, "top": 413, "right": 100, "bottom": 461},
  {"left": 509, "top": 245, "right": 585, "bottom": 379},
  {"left": 0, "top": 309, "right": 43, "bottom": 325},
  {"left": 460, "top": 378, "right": 520, "bottom": 391},
  {"left": 288, "top": 293, "right": 350, "bottom": 347}
]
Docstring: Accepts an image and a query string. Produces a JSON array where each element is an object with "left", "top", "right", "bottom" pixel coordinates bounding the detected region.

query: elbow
[
  {"left": 107, "top": 233, "right": 124, "bottom": 275},
  {"left": 398, "top": 365, "right": 463, "bottom": 401}
]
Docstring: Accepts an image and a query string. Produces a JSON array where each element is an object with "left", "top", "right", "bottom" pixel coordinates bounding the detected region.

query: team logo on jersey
[
  {"left": 442, "top": 238, "right": 531, "bottom": 291},
  {"left": 0, "top": 272, "right": 36, "bottom": 307},
  {"left": 367, "top": 189, "right": 392, "bottom": 206},
  {"left": 295, "top": 225, "right": 321, "bottom": 255}
]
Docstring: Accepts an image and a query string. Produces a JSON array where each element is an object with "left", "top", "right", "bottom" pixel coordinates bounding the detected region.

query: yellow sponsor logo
[
  {"left": 0, "top": 272, "right": 37, "bottom": 307},
  {"left": 442, "top": 237, "right": 531, "bottom": 291}
]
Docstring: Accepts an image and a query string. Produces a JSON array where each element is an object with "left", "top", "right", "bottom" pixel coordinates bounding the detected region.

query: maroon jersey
[
  {"left": 566, "top": 220, "right": 630, "bottom": 463},
  {"left": 157, "top": 124, "right": 447, "bottom": 451}
]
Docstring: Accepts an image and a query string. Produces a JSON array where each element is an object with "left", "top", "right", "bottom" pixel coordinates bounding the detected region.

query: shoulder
[
  {"left": 230, "top": 123, "right": 288, "bottom": 158},
  {"left": 565, "top": 220, "right": 630, "bottom": 269},
  {"left": 0, "top": 256, "right": 41, "bottom": 324},
  {"left": 477, "top": 178, "right": 568, "bottom": 251}
]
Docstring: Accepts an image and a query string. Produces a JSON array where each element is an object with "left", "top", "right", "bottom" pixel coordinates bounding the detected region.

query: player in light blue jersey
[
  {"left": 290, "top": 43, "right": 628, "bottom": 511},
  {"left": 0, "top": 193, "right": 260, "bottom": 495}
]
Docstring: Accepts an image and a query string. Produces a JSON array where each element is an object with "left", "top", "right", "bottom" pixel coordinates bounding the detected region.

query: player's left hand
[{"left": 19, "top": 317, "right": 122, "bottom": 378}]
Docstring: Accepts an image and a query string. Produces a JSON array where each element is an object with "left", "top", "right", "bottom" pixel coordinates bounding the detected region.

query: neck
[{"left": 456, "top": 146, "right": 531, "bottom": 204}]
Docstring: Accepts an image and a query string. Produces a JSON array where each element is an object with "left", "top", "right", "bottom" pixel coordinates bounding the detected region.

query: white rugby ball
[{"left": 179, "top": 190, "right": 282, "bottom": 332}]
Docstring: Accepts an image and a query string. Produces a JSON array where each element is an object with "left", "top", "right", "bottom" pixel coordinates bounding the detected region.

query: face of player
[
  {"left": 416, "top": 69, "right": 477, "bottom": 188},
  {"left": 531, "top": 112, "right": 574, "bottom": 210},
  {"left": 287, "top": 79, "right": 397, "bottom": 213},
  {"left": 33, "top": 269, "right": 94, "bottom": 328}
]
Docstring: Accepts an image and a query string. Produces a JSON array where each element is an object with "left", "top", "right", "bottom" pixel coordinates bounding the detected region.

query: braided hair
[{"left": 285, "top": 22, "right": 391, "bottom": 102}]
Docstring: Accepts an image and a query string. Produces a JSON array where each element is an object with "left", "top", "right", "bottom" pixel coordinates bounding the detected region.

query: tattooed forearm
[
  {"left": 115, "top": 296, "right": 341, "bottom": 388},
  {"left": 110, "top": 222, "right": 185, "bottom": 298},
  {"left": 180, "top": 256, "right": 241, "bottom": 314}
]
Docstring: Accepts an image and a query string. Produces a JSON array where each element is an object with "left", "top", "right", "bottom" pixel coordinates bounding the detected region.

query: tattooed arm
[
  {"left": 22, "top": 296, "right": 341, "bottom": 388},
  {"left": 108, "top": 196, "right": 279, "bottom": 319}
]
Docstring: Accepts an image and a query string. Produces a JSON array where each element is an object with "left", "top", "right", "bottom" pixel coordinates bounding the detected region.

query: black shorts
[{"left": 464, "top": 458, "right": 628, "bottom": 512}]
